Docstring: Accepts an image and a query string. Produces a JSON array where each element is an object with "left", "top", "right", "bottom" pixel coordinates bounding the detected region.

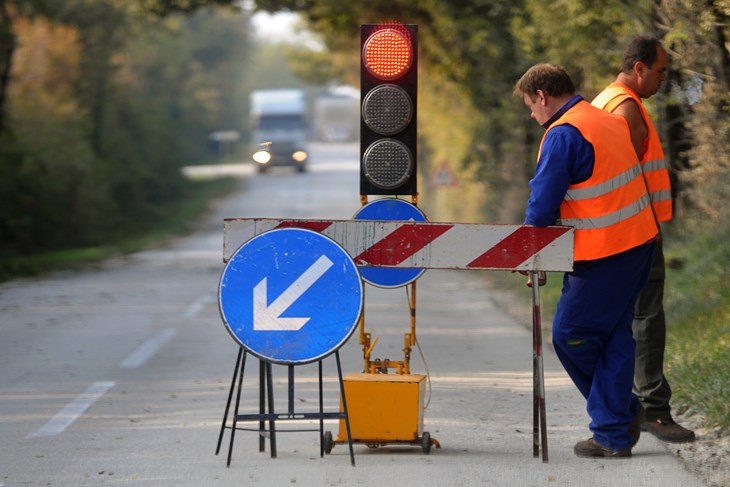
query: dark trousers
[
  {"left": 552, "top": 241, "right": 655, "bottom": 451},
  {"left": 633, "top": 236, "right": 673, "bottom": 420}
]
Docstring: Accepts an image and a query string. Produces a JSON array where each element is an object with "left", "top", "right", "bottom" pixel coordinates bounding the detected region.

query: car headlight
[
  {"left": 292, "top": 150, "right": 308, "bottom": 162},
  {"left": 253, "top": 150, "right": 271, "bottom": 164}
]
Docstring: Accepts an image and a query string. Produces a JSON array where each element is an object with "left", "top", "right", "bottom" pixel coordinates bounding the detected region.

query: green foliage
[
  {"left": 1, "top": 2, "right": 252, "bottom": 257},
  {"left": 0, "top": 176, "right": 238, "bottom": 281},
  {"left": 117, "top": 9, "right": 251, "bottom": 165},
  {"left": 130, "top": 0, "right": 238, "bottom": 16},
  {"left": 1, "top": 97, "right": 113, "bottom": 252},
  {"left": 248, "top": 42, "right": 313, "bottom": 90},
  {"left": 662, "top": 225, "right": 730, "bottom": 427},
  {"left": 283, "top": 45, "right": 345, "bottom": 86}
]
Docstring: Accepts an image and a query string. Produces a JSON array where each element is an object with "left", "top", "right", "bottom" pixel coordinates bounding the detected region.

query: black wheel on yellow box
[
  {"left": 421, "top": 431, "right": 432, "bottom": 454},
  {"left": 323, "top": 431, "right": 334, "bottom": 454}
]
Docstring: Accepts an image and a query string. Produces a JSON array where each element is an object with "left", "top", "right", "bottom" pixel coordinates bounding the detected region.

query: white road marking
[
  {"left": 184, "top": 294, "right": 214, "bottom": 317},
  {"left": 27, "top": 381, "right": 115, "bottom": 438},
  {"left": 118, "top": 328, "right": 177, "bottom": 369}
]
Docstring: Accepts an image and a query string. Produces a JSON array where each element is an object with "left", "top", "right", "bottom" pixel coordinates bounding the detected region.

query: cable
[{"left": 405, "top": 284, "right": 432, "bottom": 410}]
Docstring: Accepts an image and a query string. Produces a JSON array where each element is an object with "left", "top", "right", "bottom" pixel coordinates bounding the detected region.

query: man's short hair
[
  {"left": 513, "top": 63, "right": 576, "bottom": 99},
  {"left": 621, "top": 36, "right": 662, "bottom": 73}
]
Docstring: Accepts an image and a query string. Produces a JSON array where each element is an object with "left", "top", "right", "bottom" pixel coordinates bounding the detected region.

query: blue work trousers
[{"left": 552, "top": 241, "right": 655, "bottom": 451}]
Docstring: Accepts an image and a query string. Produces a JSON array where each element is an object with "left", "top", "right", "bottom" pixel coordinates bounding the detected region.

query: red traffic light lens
[{"left": 363, "top": 28, "right": 412, "bottom": 80}]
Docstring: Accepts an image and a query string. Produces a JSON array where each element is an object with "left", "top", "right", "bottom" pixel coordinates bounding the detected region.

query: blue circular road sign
[
  {"left": 219, "top": 228, "right": 363, "bottom": 364},
  {"left": 353, "top": 199, "right": 427, "bottom": 288}
]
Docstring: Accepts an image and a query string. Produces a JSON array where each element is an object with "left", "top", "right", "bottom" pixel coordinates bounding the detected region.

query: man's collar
[{"left": 543, "top": 95, "right": 584, "bottom": 129}]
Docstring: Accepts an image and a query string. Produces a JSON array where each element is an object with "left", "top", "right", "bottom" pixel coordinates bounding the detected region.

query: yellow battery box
[{"left": 337, "top": 372, "right": 426, "bottom": 444}]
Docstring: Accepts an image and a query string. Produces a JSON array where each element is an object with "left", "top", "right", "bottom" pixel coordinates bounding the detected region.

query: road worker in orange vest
[
  {"left": 592, "top": 36, "right": 695, "bottom": 443},
  {"left": 514, "top": 63, "right": 658, "bottom": 458}
]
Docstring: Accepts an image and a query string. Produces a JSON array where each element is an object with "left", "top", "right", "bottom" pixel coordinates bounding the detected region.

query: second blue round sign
[{"left": 353, "top": 198, "right": 427, "bottom": 288}]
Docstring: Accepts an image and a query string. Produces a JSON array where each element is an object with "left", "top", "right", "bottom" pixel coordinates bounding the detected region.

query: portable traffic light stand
[
  {"left": 326, "top": 22, "right": 436, "bottom": 454},
  {"left": 325, "top": 192, "right": 439, "bottom": 454}
]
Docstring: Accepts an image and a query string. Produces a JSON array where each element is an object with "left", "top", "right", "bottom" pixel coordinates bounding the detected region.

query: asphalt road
[{"left": 0, "top": 143, "right": 706, "bottom": 486}]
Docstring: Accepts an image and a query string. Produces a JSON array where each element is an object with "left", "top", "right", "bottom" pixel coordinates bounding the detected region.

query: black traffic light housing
[{"left": 360, "top": 23, "right": 418, "bottom": 196}]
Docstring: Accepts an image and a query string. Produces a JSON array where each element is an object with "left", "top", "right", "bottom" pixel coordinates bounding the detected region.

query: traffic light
[{"left": 360, "top": 23, "right": 418, "bottom": 196}]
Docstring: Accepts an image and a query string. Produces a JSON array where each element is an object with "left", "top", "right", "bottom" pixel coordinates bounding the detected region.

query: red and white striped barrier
[{"left": 223, "top": 218, "right": 574, "bottom": 272}]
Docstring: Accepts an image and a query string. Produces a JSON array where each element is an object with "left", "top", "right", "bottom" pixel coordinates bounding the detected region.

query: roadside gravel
[{"left": 669, "top": 411, "right": 730, "bottom": 487}]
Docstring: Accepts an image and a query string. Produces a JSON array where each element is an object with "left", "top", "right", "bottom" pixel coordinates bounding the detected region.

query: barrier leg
[
  {"left": 530, "top": 271, "right": 549, "bottom": 462},
  {"left": 533, "top": 325, "right": 540, "bottom": 458}
]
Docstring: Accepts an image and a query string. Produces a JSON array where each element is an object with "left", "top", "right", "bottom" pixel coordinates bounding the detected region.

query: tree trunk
[
  {"left": 0, "top": 0, "right": 16, "bottom": 137},
  {"left": 708, "top": 1, "right": 730, "bottom": 95}
]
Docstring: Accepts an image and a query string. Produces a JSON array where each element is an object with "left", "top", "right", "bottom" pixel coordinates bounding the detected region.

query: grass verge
[
  {"left": 662, "top": 226, "right": 730, "bottom": 428},
  {"left": 0, "top": 177, "right": 239, "bottom": 282}
]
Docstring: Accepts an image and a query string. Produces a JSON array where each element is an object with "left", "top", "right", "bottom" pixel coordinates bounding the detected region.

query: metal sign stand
[
  {"left": 215, "top": 348, "right": 272, "bottom": 460},
  {"left": 215, "top": 348, "right": 356, "bottom": 466}
]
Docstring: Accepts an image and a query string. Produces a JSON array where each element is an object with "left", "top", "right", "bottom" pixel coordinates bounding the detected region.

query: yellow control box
[{"left": 338, "top": 373, "right": 426, "bottom": 442}]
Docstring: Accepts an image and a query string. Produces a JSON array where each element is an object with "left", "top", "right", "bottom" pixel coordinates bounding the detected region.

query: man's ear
[
  {"left": 536, "top": 89, "right": 547, "bottom": 105},
  {"left": 634, "top": 61, "right": 647, "bottom": 77}
]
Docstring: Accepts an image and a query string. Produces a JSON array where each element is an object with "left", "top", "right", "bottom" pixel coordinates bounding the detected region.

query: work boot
[
  {"left": 574, "top": 438, "right": 632, "bottom": 459},
  {"left": 641, "top": 417, "right": 696, "bottom": 443},
  {"left": 630, "top": 405, "right": 645, "bottom": 447}
]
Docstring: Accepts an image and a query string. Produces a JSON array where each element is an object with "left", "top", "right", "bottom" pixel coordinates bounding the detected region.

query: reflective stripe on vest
[
  {"left": 643, "top": 157, "right": 666, "bottom": 172},
  {"left": 591, "top": 83, "right": 673, "bottom": 222},
  {"left": 558, "top": 193, "right": 651, "bottom": 229},
  {"left": 565, "top": 162, "right": 643, "bottom": 201},
  {"left": 540, "top": 100, "right": 658, "bottom": 261}
]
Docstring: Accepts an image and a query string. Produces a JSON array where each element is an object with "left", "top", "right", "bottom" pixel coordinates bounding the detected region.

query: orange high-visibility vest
[
  {"left": 538, "top": 100, "right": 658, "bottom": 261},
  {"left": 591, "top": 82, "right": 673, "bottom": 222}
]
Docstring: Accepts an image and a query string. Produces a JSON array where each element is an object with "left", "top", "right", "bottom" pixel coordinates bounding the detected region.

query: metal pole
[
  {"left": 530, "top": 271, "right": 549, "bottom": 462},
  {"left": 226, "top": 349, "right": 247, "bottom": 467},
  {"left": 267, "top": 362, "right": 277, "bottom": 458},
  {"left": 336, "top": 351, "right": 356, "bottom": 466},
  {"left": 216, "top": 347, "right": 243, "bottom": 455},
  {"left": 259, "top": 360, "right": 265, "bottom": 452},
  {"left": 319, "top": 360, "right": 324, "bottom": 457},
  {"left": 533, "top": 309, "right": 539, "bottom": 458}
]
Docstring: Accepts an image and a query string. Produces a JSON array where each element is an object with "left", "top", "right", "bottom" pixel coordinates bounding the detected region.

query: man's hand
[
  {"left": 527, "top": 271, "right": 547, "bottom": 287},
  {"left": 513, "top": 270, "right": 547, "bottom": 287}
]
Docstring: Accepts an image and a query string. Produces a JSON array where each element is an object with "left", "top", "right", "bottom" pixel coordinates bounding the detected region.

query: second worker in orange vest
[
  {"left": 592, "top": 36, "right": 695, "bottom": 443},
  {"left": 514, "top": 63, "right": 658, "bottom": 458}
]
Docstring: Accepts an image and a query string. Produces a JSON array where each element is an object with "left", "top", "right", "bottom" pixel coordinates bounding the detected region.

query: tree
[
  {"left": 652, "top": 0, "right": 730, "bottom": 225},
  {"left": 1, "top": 1, "right": 254, "bottom": 256}
]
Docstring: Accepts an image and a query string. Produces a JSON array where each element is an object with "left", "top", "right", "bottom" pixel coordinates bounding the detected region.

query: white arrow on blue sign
[{"left": 219, "top": 228, "right": 363, "bottom": 364}]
